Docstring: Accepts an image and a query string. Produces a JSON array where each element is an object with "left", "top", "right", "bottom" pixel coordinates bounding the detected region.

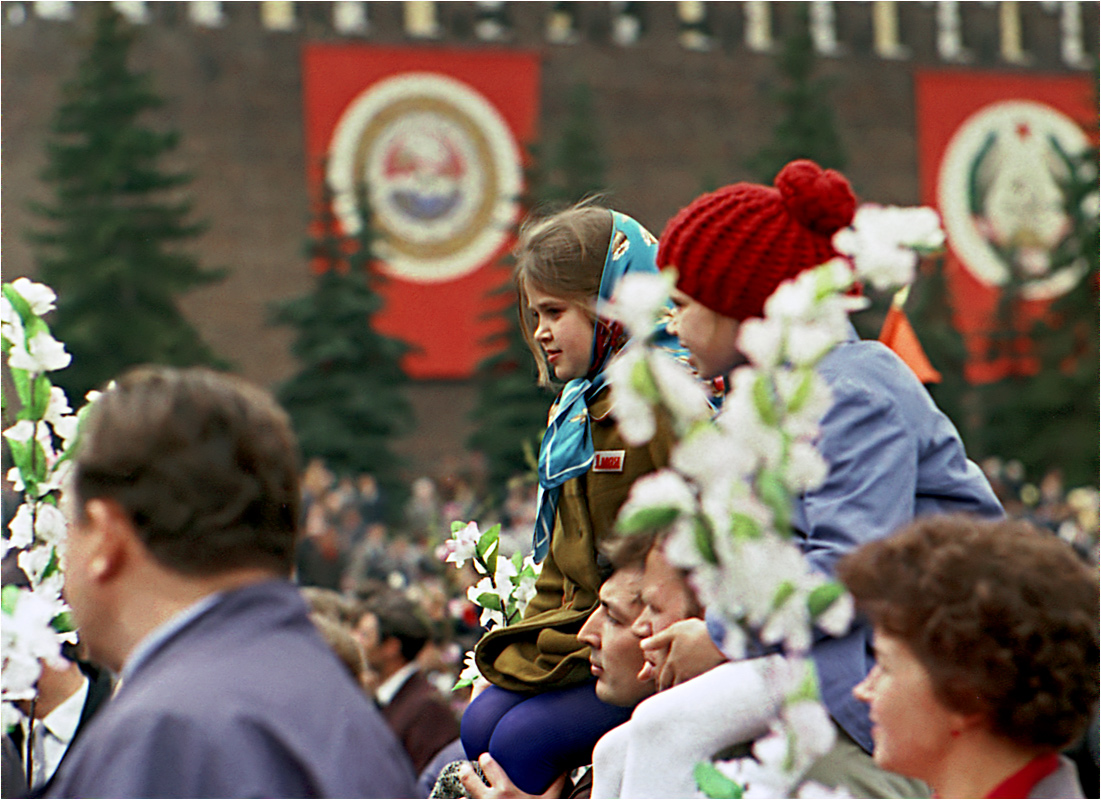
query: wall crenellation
[{"left": 3, "top": 1, "right": 1097, "bottom": 71}]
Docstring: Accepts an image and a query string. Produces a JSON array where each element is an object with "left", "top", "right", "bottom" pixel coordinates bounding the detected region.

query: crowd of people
[{"left": 2, "top": 158, "right": 1097, "bottom": 800}]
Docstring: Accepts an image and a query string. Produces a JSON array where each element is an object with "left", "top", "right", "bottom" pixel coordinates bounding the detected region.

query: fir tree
[
  {"left": 746, "top": 3, "right": 847, "bottom": 183},
  {"left": 28, "top": 5, "right": 224, "bottom": 400},
  {"left": 544, "top": 82, "right": 610, "bottom": 204},
  {"left": 271, "top": 180, "right": 414, "bottom": 521}
]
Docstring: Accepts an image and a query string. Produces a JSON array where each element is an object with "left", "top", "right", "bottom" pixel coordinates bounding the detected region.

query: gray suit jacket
[{"left": 46, "top": 580, "right": 418, "bottom": 798}]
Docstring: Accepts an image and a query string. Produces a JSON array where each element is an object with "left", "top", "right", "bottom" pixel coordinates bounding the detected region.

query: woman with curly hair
[{"left": 838, "top": 514, "right": 1099, "bottom": 799}]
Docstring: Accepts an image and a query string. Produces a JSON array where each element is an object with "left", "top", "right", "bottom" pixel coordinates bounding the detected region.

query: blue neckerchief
[{"left": 532, "top": 212, "right": 682, "bottom": 562}]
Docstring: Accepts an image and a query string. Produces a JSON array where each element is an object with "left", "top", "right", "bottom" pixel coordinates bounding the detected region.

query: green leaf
[
  {"left": 475, "top": 592, "right": 503, "bottom": 612},
  {"left": 453, "top": 674, "right": 477, "bottom": 691},
  {"left": 785, "top": 368, "right": 814, "bottom": 414},
  {"left": 10, "top": 365, "right": 33, "bottom": 411},
  {"left": 694, "top": 516, "right": 718, "bottom": 565},
  {"left": 617, "top": 505, "right": 680, "bottom": 535},
  {"left": 41, "top": 546, "right": 62, "bottom": 580},
  {"left": 25, "top": 374, "right": 53, "bottom": 421},
  {"left": 694, "top": 761, "right": 744, "bottom": 799},
  {"left": 630, "top": 357, "right": 660, "bottom": 402},
  {"left": 451, "top": 520, "right": 467, "bottom": 534},
  {"left": 756, "top": 470, "right": 790, "bottom": 534},
  {"left": 730, "top": 513, "right": 762, "bottom": 541},
  {"left": 1, "top": 584, "right": 22, "bottom": 616},
  {"left": 752, "top": 373, "right": 779, "bottom": 426},
  {"left": 807, "top": 581, "right": 845, "bottom": 619},
  {"left": 771, "top": 579, "right": 797, "bottom": 610},
  {"left": 2, "top": 283, "right": 33, "bottom": 324},
  {"left": 52, "top": 610, "right": 75, "bottom": 634}
]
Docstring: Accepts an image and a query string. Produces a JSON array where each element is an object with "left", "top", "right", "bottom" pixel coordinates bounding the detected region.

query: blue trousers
[{"left": 461, "top": 681, "right": 634, "bottom": 794}]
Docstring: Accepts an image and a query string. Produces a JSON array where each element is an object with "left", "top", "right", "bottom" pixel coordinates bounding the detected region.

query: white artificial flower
[
  {"left": 619, "top": 469, "right": 696, "bottom": 521},
  {"left": 18, "top": 544, "right": 56, "bottom": 586},
  {"left": 457, "top": 650, "right": 482, "bottom": 686},
  {"left": 833, "top": 205, "right": 944, "bottom": 291},
  {"left": 6, "top": 466, "right": 24, "bottom": 493},
  {"left": 607, "top": 346, "right": 658, "bottom": 446},
  {"left": 10, "top": 278, "right": 58, "bottom": 316},
  {"left": 468, "top": 577, "right": 505, "bottom": 629},
  {"left": 764, "top": 276, "right": 817, "bottom": 322},
  {"left": 816, "top": 591, "right": 854, "bottom": 638},
  {"left": 514, "top": 571, "right": 538, "bottom": 610},
  {"left": 671, "top": 422, "right": 755, "bottom": 490},
  {"left": 0, "top": 297, "right": 25, "bottom": 350},
  {"left": 601, "top": 271, "right": 676, "bottom": 340},
  {"left": 649, "top": 350, "right": 713, "bottom": 432},
  {"left": 43, "top": 386, "right": 79, "bottom": 443},
  {"left": 3, "top": 420, "right": 38, "bottom": 445},
  {"left": 783, "top": 440, "right": 830, "bottom": 494},
  {"left": 737, "top": 317, "right": 785, "bottom": 369},
  {"left": 785, "top": 319, "right": 841, "bottom": 366},
  {"left": 32, "top": 503, "right": 68, "bottom": 546},
  {"left": 8, "top": 330, "right": 72, "bottom": 373},
  {"left": 776, "top": 369, "right": 833, "bottom": 440},
  {"left": 446, "top": 521, "right": 481, "bottom": 569},
  {"left": 7, "top": 504, "right": 34, "bottom": 549}
]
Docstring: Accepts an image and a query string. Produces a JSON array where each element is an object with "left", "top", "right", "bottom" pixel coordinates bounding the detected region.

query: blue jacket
[
  {"left": 47, "top": 580, "right": 419, "bottom": 798},
  {"left": 796, "top": 332, "right": 1003, "bottom": 753}
]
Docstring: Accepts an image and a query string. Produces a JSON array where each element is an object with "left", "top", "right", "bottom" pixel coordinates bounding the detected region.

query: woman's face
[
  {"left": 667, "top": 289, "right": 742, "bottom": 379},
  {"left": 853, "top": 630, "right": 964, "bottom": 784},
  {"left": 526, "top": 285, "right": 595, "bottom": 382}
]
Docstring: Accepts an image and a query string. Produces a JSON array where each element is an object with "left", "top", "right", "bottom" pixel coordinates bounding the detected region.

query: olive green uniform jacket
[{"left": 474, "top": 388, "right": 675, "bottom": 693}]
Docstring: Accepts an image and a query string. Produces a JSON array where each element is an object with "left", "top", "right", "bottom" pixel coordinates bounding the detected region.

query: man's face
[
  {"left": 59, "top": 501, "right": 109, "bottom": 670},
  {"left": 353, "top": 612, "right": 385, "bottom": 672},
  {"left": 631, "top": 545, "right": 700, "bottom": 640},
  {"left": 667, "top": 288, "right": 743, "bottom": 380},
  {"left": 577, "top": 566, "right": 655, "bottom": 707}
]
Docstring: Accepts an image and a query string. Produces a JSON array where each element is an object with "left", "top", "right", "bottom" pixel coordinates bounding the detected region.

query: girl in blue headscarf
[{"left": 458, "top": 203, "right": 683, "bottom": 795}]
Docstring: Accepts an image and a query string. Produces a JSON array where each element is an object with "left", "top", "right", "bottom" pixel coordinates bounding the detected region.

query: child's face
[
  {"left": 526, "top": 285, "right": 595, "bottom": 382},
  {"left": 668, "top": 289, "right": 743, "bottom": 379}
]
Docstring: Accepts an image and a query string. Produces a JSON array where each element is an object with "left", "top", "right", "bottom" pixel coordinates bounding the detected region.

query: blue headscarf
[{"left": 531, "top": 211, "right": 683, "bottom": 562}]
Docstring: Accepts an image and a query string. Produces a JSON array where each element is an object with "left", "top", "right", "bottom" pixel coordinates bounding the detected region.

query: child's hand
[
  {"left": 458, "top": 755, "right": 567, "bottom": 798},
  {"left": 640, "top": 618, "right": 727, "bottom": 690}
]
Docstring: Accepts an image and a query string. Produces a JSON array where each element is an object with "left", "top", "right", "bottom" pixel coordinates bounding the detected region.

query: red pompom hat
[{"left": 658, "top": 159, "right": 857, "bottom": 321}]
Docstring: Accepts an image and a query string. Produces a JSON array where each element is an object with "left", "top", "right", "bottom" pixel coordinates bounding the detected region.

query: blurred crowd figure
[
  {"left": 290, "top": 459, "right": 541, "bottom": 714},
  {"left": 979, "top": 457, "right": 1099, "bottom": 559}
]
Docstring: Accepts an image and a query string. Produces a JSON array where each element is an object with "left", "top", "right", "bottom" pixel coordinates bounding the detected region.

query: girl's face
[
  {"left": 853, "top": 630, "right": 964, "bottom": 786},
  {"left": 526, "top": 285, "right": 595, "bottom": 382},
  {"left": 668, "top": 289, "right": 743, "bottom": 380}
]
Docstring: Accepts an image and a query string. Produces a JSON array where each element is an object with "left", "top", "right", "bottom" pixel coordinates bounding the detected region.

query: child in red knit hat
[{"left": 639, "top": 159, "right": 1004, "bottom": 797}]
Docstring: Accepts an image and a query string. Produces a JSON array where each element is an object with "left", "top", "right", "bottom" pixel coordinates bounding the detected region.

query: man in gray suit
[{"left": 47, "top": 366, "right": 418, "bottom": 798}]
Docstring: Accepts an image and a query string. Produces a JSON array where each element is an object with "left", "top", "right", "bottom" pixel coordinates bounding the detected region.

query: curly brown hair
[{"left": 837, "top": 514, "right": 1099, "bottom": 751}]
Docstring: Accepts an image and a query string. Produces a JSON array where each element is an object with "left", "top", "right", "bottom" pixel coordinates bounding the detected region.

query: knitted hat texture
[{"left": 658, "top": 159, "right": 857, "bottom": 321}]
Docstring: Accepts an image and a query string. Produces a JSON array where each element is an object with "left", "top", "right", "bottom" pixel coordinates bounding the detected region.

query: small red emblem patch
[{"left": 593, "top": 451, "right": 625, "bottom": 473}]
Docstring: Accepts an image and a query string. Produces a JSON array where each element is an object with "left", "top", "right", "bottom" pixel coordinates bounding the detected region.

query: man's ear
[{"left": 80, "top": 498, "right": 137, "bottom": 581}]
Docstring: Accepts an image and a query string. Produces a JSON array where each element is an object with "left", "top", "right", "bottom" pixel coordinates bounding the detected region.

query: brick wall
[{"left": 2, "top": 1, "right": 1095, "bottom": 478}]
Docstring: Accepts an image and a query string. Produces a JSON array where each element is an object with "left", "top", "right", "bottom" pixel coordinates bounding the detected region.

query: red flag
[
  {"left": 302, "top": 46, "right": 540, "bottom": 379},
  {"left": 915, "top": 71, "right": 1095, "bottom": 385},
  {"left": 879, "top": 301, "right": 942, "bottom": 385}
]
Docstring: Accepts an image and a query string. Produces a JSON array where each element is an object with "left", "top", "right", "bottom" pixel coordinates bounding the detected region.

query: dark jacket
[
  {"left": 46, "top": 580, "right": 418, "bottom": 798},
  {"left": 475, "top": 389, "right": 675, "bottom": 692}
]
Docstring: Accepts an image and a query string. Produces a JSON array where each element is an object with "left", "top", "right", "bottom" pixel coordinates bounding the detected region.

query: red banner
[
  {"left": 915, "top": 71, "right": 1095, "bottom": 384},
  {"left": 302, "top": 46, "right": 540, "bottom": 379}
]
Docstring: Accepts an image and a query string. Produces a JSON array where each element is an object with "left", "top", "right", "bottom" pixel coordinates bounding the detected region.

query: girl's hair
[{"left": 513, "top": 203, "right": 613, "bottom": 387}]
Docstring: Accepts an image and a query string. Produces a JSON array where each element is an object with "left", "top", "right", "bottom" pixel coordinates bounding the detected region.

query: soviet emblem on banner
[
  {"left": 938, "top": 100, "right": 1089, "bottom": 301},
  {"left": 328, "top": 72, "right": 523, "bottom": 283}
]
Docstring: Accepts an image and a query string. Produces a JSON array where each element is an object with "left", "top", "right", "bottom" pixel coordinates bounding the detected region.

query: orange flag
[{"left": 879, "top": 287, "right": 942, "bottom": 385}]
